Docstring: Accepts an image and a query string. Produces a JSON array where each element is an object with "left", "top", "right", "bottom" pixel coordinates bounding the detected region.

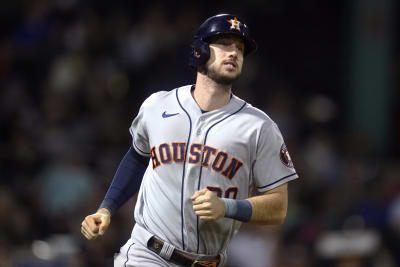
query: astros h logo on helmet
[{"left": 227, "top": 17, "right": 243, "bottom": 31}]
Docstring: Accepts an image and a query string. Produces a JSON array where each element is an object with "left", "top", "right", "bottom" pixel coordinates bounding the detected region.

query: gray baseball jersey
[{"left": 130, "top": 85, "right": 298, "bottom": 256}]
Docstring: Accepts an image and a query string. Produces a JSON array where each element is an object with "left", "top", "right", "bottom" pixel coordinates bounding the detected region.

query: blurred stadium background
[{"left": 0, "top": 0, "right": 399, "bottom": 266}]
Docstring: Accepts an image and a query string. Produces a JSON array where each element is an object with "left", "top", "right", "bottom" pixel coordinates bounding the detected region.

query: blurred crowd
[{"left": 0, "top": 1, "right": 399, "bottom": 267}]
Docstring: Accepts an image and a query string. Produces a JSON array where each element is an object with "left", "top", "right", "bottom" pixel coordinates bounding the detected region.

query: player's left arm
[
  {"left": 246, "top": 182, "right": 287, "bottom": 225},
  {"left": 192, "top": 123, "right": 296, "bottom": 224},
  {"left": 192, "top": 183, "right": 288, "bottom": 225}
]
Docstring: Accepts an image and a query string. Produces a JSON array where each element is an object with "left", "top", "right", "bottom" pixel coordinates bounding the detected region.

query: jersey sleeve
[
  {"left": 252, "top": 122, "right": 298, "bottom": 192},
  {"left": 129, "top": 100, "right": 151, "bottom": 157}
]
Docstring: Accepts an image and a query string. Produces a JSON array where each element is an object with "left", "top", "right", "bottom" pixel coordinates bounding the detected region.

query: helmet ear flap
[{"left": 189, "top": 38, "right": 210, "bottom": 68}]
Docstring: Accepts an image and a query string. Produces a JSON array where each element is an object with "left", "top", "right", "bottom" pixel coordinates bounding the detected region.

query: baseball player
[{"left": 81, "top": 14, "right": 298, "bottom": 267}]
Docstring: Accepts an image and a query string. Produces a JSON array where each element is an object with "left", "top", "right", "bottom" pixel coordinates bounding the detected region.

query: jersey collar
[{"left": 177, "top": 85, "right": 245, "bottom": 118}]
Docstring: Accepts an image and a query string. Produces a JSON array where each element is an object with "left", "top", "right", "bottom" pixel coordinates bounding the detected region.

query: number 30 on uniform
[{"left": 206, "top": 186, "right": 238, "bottom": 199}]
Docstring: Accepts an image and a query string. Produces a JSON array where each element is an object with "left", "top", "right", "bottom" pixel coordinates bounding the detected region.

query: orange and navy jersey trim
[
  {"left": 211, "top": 151, "right": 228, "bottom": 172},
  {"left": 158, "top": 143, "right": 172, "bottom": 164},
  {"left": 188, "top": 143, "right": 202, "bottom": 164},
  {"left": 202, "top": 145, "right": 217, "bottom": 167},
  {"left": 150, "top": 146, "right": 161, "bottom": 169},
  {"left": 151, "top": 141, "right": 244, "bottom": 181},
  {"left": 172, "top": 142, "right": 186, "bottom": 163}
]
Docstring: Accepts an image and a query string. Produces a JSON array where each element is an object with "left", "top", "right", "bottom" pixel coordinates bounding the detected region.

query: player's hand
[
  {"left": 191, "top": 188, "right": 225, "bottom": 221},
  {"left": 81, "top": 208, "right": 111, "bottom": 240}
]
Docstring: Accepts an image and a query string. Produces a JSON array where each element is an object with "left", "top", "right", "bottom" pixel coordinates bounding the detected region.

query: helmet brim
[{"left": 202, "top": 32, "right": 257, "bottom": 56}]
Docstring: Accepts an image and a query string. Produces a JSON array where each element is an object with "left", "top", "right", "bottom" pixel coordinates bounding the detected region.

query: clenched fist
[
  {"left": 81, "top": 208, "right": 111, "bottom": 240},
  {"left": 191, "top": 188, "right": 225, "bottom": 221}
]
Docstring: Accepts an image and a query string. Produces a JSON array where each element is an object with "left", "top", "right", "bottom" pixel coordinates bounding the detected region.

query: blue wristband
[{"left": 222, "top": 198, "right": 252, "bottom": 222}]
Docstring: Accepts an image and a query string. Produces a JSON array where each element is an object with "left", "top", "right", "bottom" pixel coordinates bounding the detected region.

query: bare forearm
[
  {"left": 192, "top": 184, "right": 289, "bottom": 224},
  {"left": 247, "top": 184, "right": 288, "bottom": 225}
]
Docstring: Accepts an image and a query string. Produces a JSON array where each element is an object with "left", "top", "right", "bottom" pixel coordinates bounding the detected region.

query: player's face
[{"left": 205, "top": 36, "right": 244, "bottom": 85}]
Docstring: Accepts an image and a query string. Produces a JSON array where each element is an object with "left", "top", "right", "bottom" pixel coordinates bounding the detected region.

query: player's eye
[{"left": 214, "top": 39, "right": 244, "bottom": 53}]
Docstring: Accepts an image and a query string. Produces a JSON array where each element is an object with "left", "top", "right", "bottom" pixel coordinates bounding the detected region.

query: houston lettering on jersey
[{"left": 150, "top": 142, "right": 243, "bottom": 180}]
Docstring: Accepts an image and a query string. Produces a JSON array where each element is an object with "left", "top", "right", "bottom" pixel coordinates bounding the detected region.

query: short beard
[{"left": 199, "top": 64, "right": 240, "bottom": 85}]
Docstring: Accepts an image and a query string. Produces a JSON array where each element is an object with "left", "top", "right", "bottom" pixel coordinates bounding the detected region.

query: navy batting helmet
[{"left": 189, "top": 14, "right": 257, "bottom": 68}]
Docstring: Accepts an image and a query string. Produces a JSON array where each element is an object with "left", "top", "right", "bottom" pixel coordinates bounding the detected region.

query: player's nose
[
  {"left": 229, "top": 44, "right": 238, "bottom": 54},
  {"left": 226, "top": 47, "right": 237, "bottom": 57},
  {"left": 227, "top": 44, "right": 242, "bottom": 58}
]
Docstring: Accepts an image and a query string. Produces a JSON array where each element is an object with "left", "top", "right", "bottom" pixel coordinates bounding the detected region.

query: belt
[{"left": 147, "top": 236, "right": 220, "bottom": 267}]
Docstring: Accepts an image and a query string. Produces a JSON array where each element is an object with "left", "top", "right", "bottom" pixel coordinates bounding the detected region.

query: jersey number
[{"left": 207, "top": 186, "right": 238, "bottom": 199}]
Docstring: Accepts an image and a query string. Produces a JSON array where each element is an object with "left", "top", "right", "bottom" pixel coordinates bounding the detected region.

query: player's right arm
[
  {"left": 81, "top": 208, "right": 111, "bottom": 240},
  {"left": 81, "top": 146, "right": 149, "bottom": 240},
  {"left": 81, "top": 92, "right": 165, "bottom": 240}
]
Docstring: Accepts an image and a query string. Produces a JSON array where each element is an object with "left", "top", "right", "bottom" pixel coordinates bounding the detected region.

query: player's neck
[{"left": 193, "top": 73, "right": 232, "bottom": 111}]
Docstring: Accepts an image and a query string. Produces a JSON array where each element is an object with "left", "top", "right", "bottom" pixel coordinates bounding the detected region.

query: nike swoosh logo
[{"left": 162, "top": 111, "right": 179, "bottom": 118}]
